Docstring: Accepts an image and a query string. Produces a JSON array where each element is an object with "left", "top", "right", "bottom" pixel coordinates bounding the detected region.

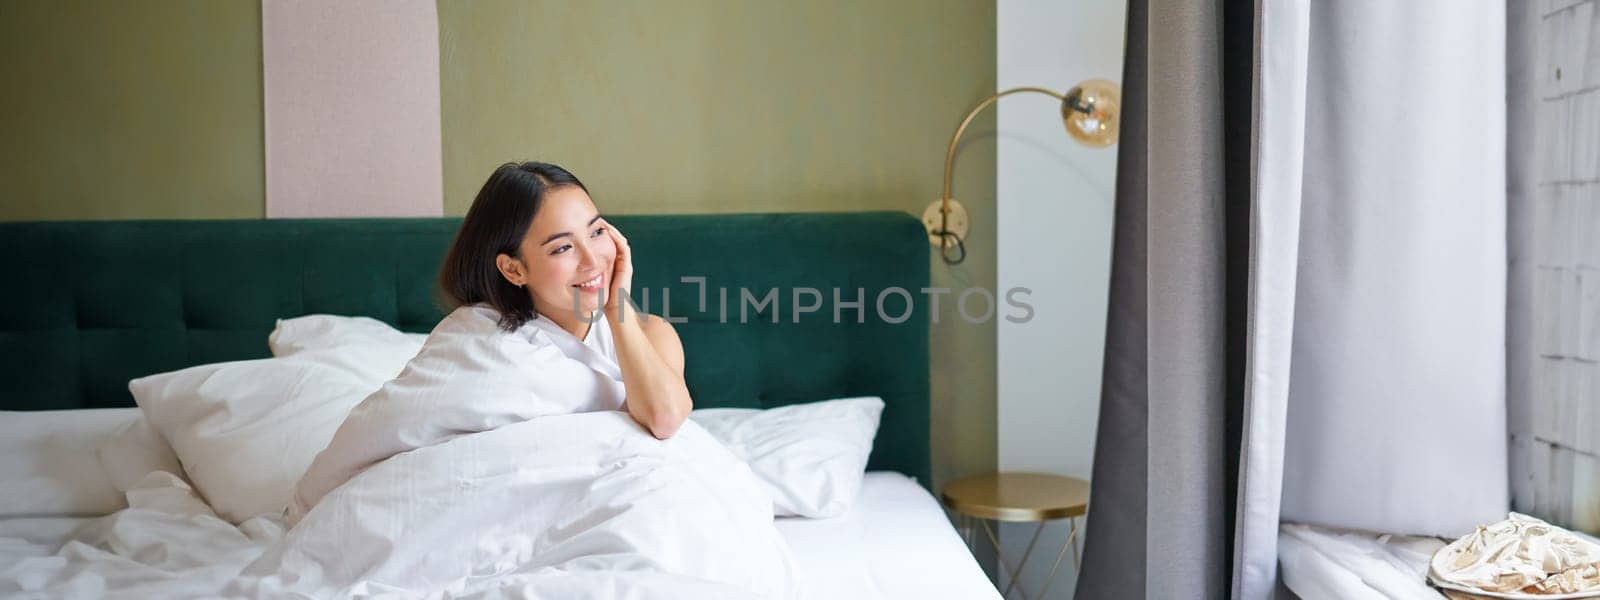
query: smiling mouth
[{"left": 571, "top": 273, "right": 604, "bottom": 292}]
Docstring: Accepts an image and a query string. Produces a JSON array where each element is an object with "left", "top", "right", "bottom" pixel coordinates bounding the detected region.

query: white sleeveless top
[{"left": 519, "top": 309, "right": 626, "bottom": 413}]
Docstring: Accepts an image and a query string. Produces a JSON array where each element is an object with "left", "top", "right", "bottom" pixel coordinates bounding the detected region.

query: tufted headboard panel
[{"left": 0, "top": 212, "right": 931, "bottom": 485}]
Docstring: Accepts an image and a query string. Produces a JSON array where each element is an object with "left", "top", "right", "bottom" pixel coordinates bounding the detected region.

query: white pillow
[
  {"left": 129, "top": 341, "right": 421, "bottom": 523},
  {"left": 96, "top": 414, "right": 187, "bottom": 494},
  {"left": 0, "top": 408, "right": 138, "bottom": 517},
  {"left": 691, "top": 397, "right": 884, "bottom": 518},
  {"left": 269, "top": 314, "right": 430, "bottom": 357}
]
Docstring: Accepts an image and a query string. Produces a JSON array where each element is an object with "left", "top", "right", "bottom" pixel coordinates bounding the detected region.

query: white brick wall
[{"left": 1521, "top": 0, "right": 1600, "bottom": 534}]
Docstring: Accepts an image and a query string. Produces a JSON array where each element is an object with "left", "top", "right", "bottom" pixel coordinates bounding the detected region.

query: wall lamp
[{"left": 924, "top": 79, "right": 1121, "bottom": 264}]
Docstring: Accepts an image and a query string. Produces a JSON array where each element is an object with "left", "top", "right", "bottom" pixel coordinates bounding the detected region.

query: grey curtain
[{"left": 1073, "top": 0, "right": 1257, "bottom": 597}]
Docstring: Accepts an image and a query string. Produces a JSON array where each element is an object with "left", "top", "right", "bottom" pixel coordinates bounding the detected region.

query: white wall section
[{"left": 996, "top": 0, "right": 1125, "bottom": 597}]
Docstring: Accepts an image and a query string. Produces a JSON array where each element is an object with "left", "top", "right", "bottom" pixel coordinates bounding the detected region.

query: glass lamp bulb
[{"left": 1061, "top": 79, "right": 1121, "bottom": 147}]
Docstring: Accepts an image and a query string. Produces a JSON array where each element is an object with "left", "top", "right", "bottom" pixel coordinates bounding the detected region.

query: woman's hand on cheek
[{"left": 603, "top": 219, "right": 634, "bottom": 316}]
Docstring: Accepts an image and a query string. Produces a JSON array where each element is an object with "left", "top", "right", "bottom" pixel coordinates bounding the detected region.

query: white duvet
[
  {"left": 243, "top": 408, "right": 800, "bottom": 598},
  {"left": 3, "top": 305, "right": 803, "bottom": 599}
]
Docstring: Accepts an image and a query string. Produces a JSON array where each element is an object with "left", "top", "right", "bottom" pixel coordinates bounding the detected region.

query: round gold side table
[{"left": 942, "top": 472, "right": 1090, "bottom": 600}]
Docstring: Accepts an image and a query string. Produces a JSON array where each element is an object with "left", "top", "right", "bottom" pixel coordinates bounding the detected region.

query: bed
[{"left": 0, "top": 212, "right": 999, "bottom": 599}]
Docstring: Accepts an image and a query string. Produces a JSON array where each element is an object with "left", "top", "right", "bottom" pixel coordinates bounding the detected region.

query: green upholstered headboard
[{"left": 0, "top": 212, "right": 931, "bottom": 485}]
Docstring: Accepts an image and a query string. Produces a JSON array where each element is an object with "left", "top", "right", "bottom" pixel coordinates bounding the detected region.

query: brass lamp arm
[
  {"left": 935, "top": 87, "right": 1067, "bottom": 265},
  {"left": 941, "top": 86, "right": 1066, "bottom": 206}
]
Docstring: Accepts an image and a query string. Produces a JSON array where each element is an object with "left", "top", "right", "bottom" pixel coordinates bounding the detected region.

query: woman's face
[{"left": 499, "top": 186, "right": 615, "bottom": 319}]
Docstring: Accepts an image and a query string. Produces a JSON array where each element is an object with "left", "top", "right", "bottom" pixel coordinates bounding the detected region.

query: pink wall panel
[{"left": 262, "top": 0, "right": 442, "bottom": 217}]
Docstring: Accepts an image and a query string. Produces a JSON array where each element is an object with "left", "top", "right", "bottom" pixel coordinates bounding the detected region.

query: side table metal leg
[
  {"left": 983, "top": 519, "right": 1042, "bottom": 600},
  {"left": 1037, "top": 517, "right": 1080, "bottom": 599},
  {"left": 1069, "top": 516, "right": 1081, "bottom": 568}
]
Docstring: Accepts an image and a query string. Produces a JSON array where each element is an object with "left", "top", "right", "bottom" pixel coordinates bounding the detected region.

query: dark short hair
[{"left": 438, "top": 161, "right": 589, "bottom": 331}]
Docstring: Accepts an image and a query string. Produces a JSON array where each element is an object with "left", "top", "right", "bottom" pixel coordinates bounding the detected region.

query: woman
[
  {"left": 437, "top": 161, "right": 690, "bottom": 439},
  {"left": 254, "top": 162, "right": 800, "bottom": 598}
]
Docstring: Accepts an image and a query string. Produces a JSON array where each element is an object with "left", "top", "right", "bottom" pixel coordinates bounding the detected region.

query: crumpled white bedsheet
[
  {"left": 0, "top": 472, "right": 285, "bottom": 599},
  {"left": 0, "top": 411, "right": 800, "bottom": 600},
  {"left": 0, "top": 472, "right": 998, "bottom": 600}
]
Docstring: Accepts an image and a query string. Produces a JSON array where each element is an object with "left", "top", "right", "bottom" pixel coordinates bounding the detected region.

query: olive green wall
[
  {"left": 439, "top": 0, "right": 997, "bottom": 489},
  {"left": 0, "top": 0, "right": 997, "bottom": 489},
  {"left": 0, "top": 0, "right": 264, "bottom": 221}
]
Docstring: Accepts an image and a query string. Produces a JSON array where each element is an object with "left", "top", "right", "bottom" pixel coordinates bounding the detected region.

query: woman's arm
[
  {"left": 609, "top": 313, "right": 691, "bottom": 439},
  {"left": 601, "top": 219, "right": 692, "bottom": 439}
]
